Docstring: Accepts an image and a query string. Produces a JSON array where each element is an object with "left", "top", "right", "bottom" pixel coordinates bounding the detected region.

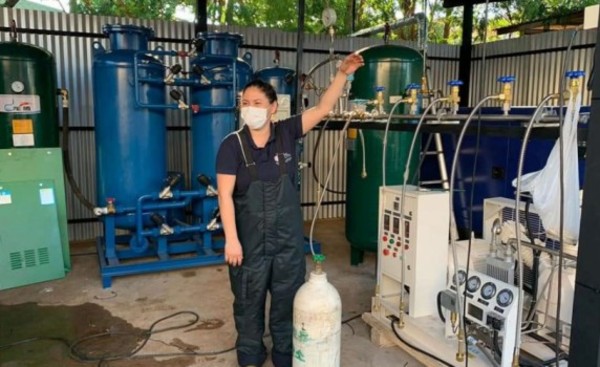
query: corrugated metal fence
[{"left": 0, "top": 9, "right": 594, "bottom": 240}]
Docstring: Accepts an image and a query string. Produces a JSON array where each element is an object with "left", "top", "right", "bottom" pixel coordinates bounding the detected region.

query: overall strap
[
  {"left": 235, "top": 129, "right": 259, "bottom": 181},
  {"left": 274, "top": 125, "right": 287, "bottom": 176}
]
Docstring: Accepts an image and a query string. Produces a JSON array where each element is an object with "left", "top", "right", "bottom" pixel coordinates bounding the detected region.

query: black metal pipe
[
  {"left": 458, "top": 3, "right": 473, "bottom": 107},
  {"left": 294, "top": 0, "right": 306, "bottom": 115},
  {"left": 195, "top": 0, "right": 207, "bottom": 34}
]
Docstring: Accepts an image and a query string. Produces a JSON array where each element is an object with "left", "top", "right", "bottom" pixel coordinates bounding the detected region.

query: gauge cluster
[{"left": 448, "top": 268, "right": 518, "bottom": 326}]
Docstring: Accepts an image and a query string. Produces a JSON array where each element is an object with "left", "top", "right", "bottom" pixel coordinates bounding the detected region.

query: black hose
[
  {"left": 311, "top": 119, "right": 345, "bottom": 195},
  {"left": 59, "top": 89, "right": 95, "bottom": 211},
  {"left": 436, "top": 291, "right": 446, "bottom": 323},
  {"left": 523, "top": 200, "right": 541, "bottom": 331},
  {"left": 390, "top": 319, "right": 454, "bottom": 367}
]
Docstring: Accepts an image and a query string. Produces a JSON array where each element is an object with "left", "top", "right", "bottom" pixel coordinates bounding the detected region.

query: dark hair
[{"left": 242, "top": 79, "right": 278, "bottom": 104}]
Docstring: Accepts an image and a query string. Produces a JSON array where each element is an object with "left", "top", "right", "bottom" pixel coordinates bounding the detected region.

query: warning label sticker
[
  {"left": 0, "top": 190, "right": 12, "bottom": 205},
  {"left": 0, "top": 95, "right": 41, "bottom": 114}
]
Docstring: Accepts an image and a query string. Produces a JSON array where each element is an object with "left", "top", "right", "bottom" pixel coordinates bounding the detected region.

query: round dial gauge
[
  {"left": 452, "top": 270, "right": 467, "bottom": 286},
  {"left": 322, "top": 8, "right": 337, "bottom": 27},
  {"left": 497, "top": 289, "right": 514, "bottom": 307},
  {"left": 481, "top": 282, "right": 497, "bottom": 300},
  {"left": 466, "top": 275, "right": 481, "bottom": 293},
  {"left": 11, "top": 81, "right": 25, "bottom": 93}
]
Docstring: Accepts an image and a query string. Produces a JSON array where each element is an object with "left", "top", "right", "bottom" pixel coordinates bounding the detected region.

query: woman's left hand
[{"left": 339, "top": 53, "right": 365, "bottom": 76}]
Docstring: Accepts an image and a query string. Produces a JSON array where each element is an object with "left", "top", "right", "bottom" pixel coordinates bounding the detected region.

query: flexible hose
[
  {"left": 309, "top": 114, "right": 353, "bottom": 257},
  {"left": 395, "top": 98, "right": 446, "bottom": 314},
  {"left": 513, "top": 92, "right": 560, "bottom": 363},
  {"left": 448, "top": 94, "right": 498, "bottom": 360},
  {"left": 311, "top": 118, "right": 346, "bottom": 194},
  {"left": 59, "top": 89, "right": 96, "bottom": 211}
]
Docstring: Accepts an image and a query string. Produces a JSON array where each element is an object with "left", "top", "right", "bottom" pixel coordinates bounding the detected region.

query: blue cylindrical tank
[
  {"left": 254, "top": 64, "right": 297, "bottom": 119},
  {"left": 190, "top": 32, "right": 253, "bottom": 218},
  {"left": 93, "top": 24, "right": 166, "bottom": 229}
]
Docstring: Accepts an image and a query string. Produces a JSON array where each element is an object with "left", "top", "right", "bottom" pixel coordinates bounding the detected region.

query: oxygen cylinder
[{"left": 292, "top": 268, "right": 341, "bottom": 366}]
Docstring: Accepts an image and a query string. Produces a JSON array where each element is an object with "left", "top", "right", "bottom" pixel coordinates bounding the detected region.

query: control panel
[{"left": 376, "top": 185, "right": 449, "bottom": 318}]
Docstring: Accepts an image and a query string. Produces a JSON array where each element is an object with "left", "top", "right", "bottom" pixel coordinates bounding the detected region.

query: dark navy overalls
[{"left": 230, "top": 125, "right": 306, "bottom": 367}]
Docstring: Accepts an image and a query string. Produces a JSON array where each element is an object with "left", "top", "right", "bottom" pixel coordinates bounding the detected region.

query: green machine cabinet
[{"left": 0, "top": 148, "right": 69, "bottom": 290}]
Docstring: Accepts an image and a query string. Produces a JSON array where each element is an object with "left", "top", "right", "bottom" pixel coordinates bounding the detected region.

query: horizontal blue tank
[
  {"left": 190, "top": 32, "right": 253, "bottom": 219},
  {"left": 93, "top": 24, "right": 166, "bottom": 229}
]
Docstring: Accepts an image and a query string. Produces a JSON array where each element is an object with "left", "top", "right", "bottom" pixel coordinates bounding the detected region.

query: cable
[
  {"left": 448, "top": 94, "right": 498, "bottom": 363},
  {"left": 395, "top": 98, "right": 446, "bottom": 319},
  {"left": 342, "top": 314, "right": 362, "bottom": 324},
  {"left": 513, "top": 92, "right": 561, "bottom": 365},
  {"left": 0, "top": 311, "right": 235, "bottom": 365},
  {"left": 390, "top": 319, "right": 454, "bottom": 367},
  {"left": 436, "top": 291, "right": 446, "bottom": 323},
  {"left": 311, "top": 118, "right": 345, "bottom": 194},
  {"left": 59, "top": 89, "right": 96, "bottom": 211}
]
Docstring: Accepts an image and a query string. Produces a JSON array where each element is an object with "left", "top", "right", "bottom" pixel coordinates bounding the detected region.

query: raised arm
[
  {"left": 217, "top": 173, "right": 244, "bottom": 266},
  {"left": 301, "top": 53, "right": 365, "bottom": 134}
]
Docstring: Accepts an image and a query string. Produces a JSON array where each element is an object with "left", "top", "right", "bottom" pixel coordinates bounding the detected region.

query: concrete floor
[{"left": 0, "top": 219, "right": 422, "bottom": 367}]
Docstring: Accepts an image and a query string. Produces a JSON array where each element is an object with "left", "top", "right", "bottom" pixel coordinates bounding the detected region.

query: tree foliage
[{"left": 68, "top": 0, "right": 598, "bottom": 43}]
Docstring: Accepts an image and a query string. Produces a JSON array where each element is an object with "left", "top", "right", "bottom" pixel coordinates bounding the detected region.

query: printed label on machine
[
  {"left": 39, "top": 188, "right": 55, "bottom": 205},
  {"left": 0, "top": 190, "right": 12, "bottom": 205},
  {"left": 12, "top": 119, "right": 33, "bottom": 134},
  {"left": 0, "top": 94, "right": 41, "bottom": 114},
  {"left": 273, "top": 94, "right": 291, "bottom": 122},
  {"left": 12, "top": 134, "right": 35, "bottom": 147}
]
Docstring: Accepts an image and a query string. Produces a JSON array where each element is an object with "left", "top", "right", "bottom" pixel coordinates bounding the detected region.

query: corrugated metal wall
[
  {"left": 0, "top": 9, "right": 594, "bottom": 240},
  {"left": 470, "top": 29, "right": 596, "bottom": 105}
]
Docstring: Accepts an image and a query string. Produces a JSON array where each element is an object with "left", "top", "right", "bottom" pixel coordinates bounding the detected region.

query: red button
[
  {"left": 383, "top": 249, "right": 390, "bottom": 256},
  {"left": 382, "top": 236, "right": 388, "bottom": 242}
]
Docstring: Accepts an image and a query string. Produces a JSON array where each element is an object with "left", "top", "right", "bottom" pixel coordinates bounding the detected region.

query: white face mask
[{"left": 241, "top": 106, "right": 269, "bottom": 130}]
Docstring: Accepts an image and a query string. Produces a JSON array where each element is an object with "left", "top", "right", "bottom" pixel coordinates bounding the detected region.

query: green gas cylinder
[
  {"left": 0, "top": 41, "right": 59, "bottom": 149},
  {"left": 346, "top": 44, "right": 423, "bottom": 265}
]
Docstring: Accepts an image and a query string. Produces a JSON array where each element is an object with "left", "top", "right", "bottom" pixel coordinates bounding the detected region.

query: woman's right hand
[{"left": 225, "top": 240, "right": 244, "bottom": 266}]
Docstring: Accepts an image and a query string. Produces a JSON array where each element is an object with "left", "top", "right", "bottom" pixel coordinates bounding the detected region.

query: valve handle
[
  {"left": 312, "top": 254, "right": 326, "bottom": 264},
  {"left": 169, "top": 89, "right": 183, "bottom": 101},
  {"left": 497, "top": 75, "right": 516, "bottom": 83},
  {"left": 151, "top": 213, "right": 165, "bottom": 226},
  {"left": 170, "top": 64, "right": 183, "bottom": 75},
  {"left": 566, "top": 70, "right": 585, "bottom": 79},
  {"left": 406, "top": 83, "right": 421, "bottom": 90},
  {"left": 166, "top": 172, "right": 182, "bottom": 188},
  {"left": 375, "top": 86, "right": 385, "bottom": 92},
  {"left": 448, "top": 80, "right": 463, "bottom": 86},
  {"left": 197, "top": 174, "right": 212, "bottom": 187}
]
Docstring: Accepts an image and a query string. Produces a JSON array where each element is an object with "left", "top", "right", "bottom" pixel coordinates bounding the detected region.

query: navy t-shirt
[{"left": 216, "top": 115, "right": 303, "bottom": 194}]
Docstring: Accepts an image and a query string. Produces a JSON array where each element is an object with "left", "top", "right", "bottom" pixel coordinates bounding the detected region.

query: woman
[{"left": 216, "top": 53, "right": 364, "bottom": 367}]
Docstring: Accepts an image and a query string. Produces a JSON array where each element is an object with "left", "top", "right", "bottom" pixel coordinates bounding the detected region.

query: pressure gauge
[
  {"left": 466, "top": 275, "right": 481, "bottom": 293},
  {"left": 452, "top": 270, "right": 467, "bottom": 286},
  {"left": 481, "top": 282, "right": 497, "bottom": 300},
  {"left": 11, "top": 81, "right": 25, "bottom": 93},
  {"left": 322, "top": 8, "right": 337, "bottom": 27},
  {"left": 497, "top": 289, "right": 514, "bottom": 307}
]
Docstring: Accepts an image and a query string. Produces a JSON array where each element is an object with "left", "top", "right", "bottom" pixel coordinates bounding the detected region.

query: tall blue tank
[
  {"left": 254, "top": 63, "right": 297, "bottom": 116},
  {"left": 93, "top": 25, "right": 166, "bottom": 229},
  {"left": 190, "top": 32, "right": 253, "bottom": 218}
]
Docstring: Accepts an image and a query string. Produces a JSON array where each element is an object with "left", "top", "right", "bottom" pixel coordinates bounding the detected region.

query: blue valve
[
  {"left": 375, "top": 86, "right": 385, "bottom": 92},
  {"left": 566, "top": 70, "right": 585, "bottom": 78},
  {"left": 406, "top": 83, "right": 421, "bottom": 90},
  {"left": 448, "top": 80, "right": 463, "bottom": 86},
  {"left": 497, "top": 75, "right": 516, "bottom": 83},
  {"left": 346, "top": 73, "right": 355, "bottom": 82}
]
